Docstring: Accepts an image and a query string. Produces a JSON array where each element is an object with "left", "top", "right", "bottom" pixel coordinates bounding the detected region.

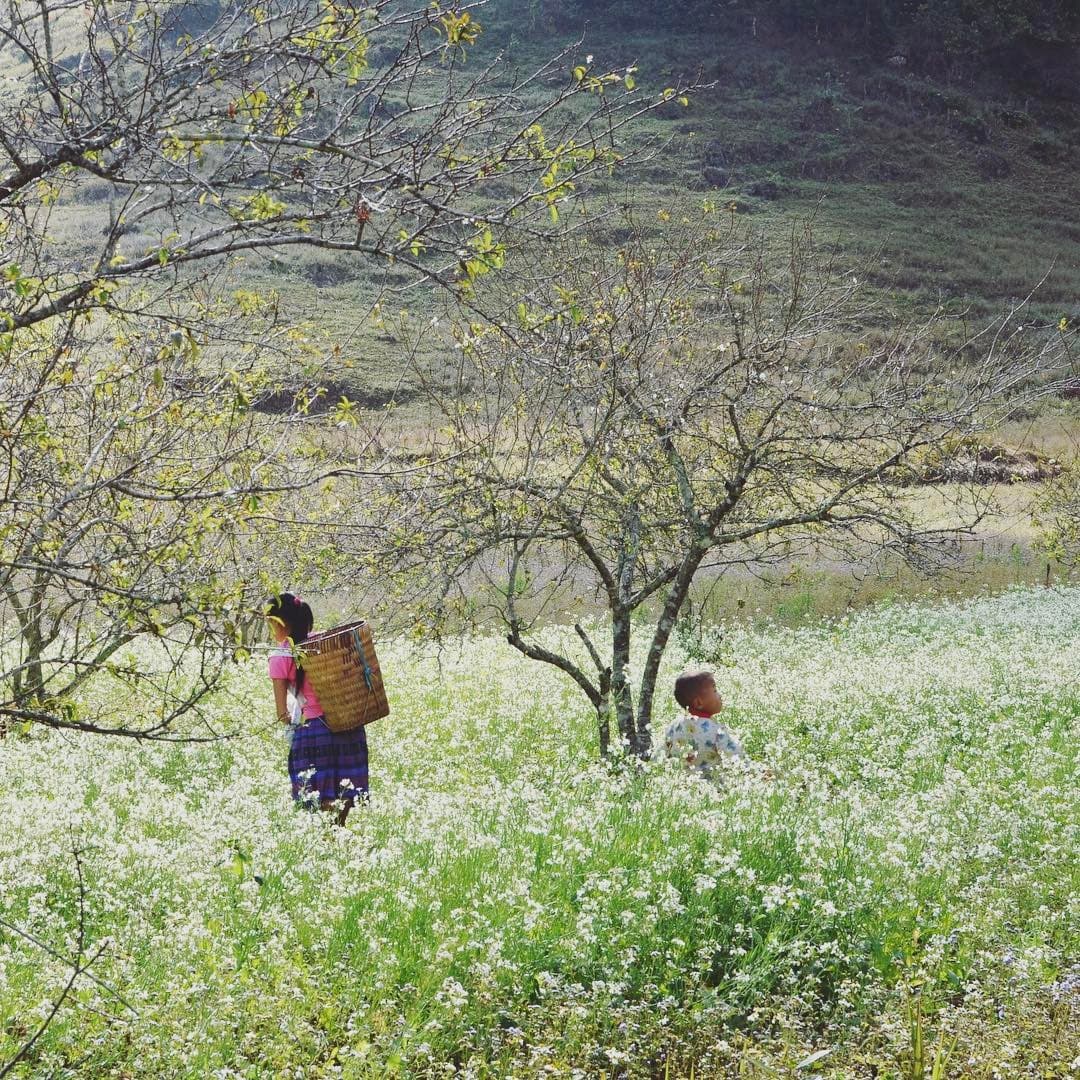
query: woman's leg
[{"left": 320, "top": 798, "right": 350, "bottom": 826}]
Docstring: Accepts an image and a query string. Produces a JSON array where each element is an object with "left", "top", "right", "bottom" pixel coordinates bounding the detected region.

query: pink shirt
[{"left": 268, "top": 648, "right": 323, "bottom": 719}]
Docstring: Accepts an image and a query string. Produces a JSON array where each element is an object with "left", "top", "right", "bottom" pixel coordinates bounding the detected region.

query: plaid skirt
[{"left": 288, "top": 717, "right": 369, "bottom": 806}]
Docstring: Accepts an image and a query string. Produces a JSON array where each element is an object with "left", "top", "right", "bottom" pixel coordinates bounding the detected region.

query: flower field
[{"left": 1, "top": 587, "right": 1078, "bottom": 1078}]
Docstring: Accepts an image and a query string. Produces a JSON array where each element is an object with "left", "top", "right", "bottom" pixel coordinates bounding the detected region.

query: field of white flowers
[{"left": 1, "top": 587, "right": 1078, "bottom": 1078}]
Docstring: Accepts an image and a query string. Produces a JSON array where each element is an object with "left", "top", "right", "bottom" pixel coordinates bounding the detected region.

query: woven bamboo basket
[{"left": 300, "top": 619, "right": 389, "bottom": 733}]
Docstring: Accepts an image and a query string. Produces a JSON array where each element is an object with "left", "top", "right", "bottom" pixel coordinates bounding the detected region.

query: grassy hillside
[
  {"left": 27, "top": 0, "right": 1080, "bottom": 403},
  {"left": 263, "top": 9, "right": 1080, "bottom": 333},
  {"left": 478, "top": 2, "right": 1080, "bottom": 324},
  {"left": 226, "top": 14, "right": 1080, "bottom": 422}
]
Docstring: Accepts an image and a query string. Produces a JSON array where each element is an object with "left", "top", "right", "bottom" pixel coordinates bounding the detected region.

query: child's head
[
  {"left": 674, "top": 666, "right": 723, "bottom": 716},
  {"left": 264, "top": 593, "right": 314, "bottom": 645}
]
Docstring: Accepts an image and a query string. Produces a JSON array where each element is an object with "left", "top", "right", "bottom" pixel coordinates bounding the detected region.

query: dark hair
[
  {"left": 265, "top": 593, "right": 314, "bottom": 693},
  {"left": 673, "top": 667, "right": 714, "bottom": 710}
]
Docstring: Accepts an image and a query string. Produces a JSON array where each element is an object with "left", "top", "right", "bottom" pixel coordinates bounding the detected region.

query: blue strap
[{"left": 354, "top": 628, "right": 374, "bottom": 691}]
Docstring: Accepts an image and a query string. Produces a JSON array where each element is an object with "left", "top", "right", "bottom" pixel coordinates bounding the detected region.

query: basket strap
[{"left": 354, "top": 628, "right": 375, "bottom": 691}]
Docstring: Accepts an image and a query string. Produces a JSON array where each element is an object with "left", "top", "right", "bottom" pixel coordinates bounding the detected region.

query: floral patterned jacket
[{"left": 661, "top": 712, "right": 746, "bottom": 777}]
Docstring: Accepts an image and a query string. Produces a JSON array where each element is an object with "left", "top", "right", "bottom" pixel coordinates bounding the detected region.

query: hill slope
[{"left": 478, "top": 0, "right": 1080, "bottom": 324}]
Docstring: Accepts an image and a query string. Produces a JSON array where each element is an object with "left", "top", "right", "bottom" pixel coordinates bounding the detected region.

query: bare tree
[
  {"left": 361, "top": 208, "right": 1068, "bottom": 756},
  {"left": 1, "top": 0, "right": 688, "bottom": 736}
]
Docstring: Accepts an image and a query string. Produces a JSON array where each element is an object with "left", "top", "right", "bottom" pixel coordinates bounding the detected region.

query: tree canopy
[
  {"left": 360, "top": 206, "right": 1068, "bottom": 755},
  {"left": 0, "top": 0, "right": 687, "bottom": 736}
]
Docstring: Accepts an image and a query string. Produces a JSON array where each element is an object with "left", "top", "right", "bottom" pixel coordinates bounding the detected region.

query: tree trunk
[
  {"left": 22, "top": 653, "right": 44, "bottom": 706},
  {"left": 610, "top": 609, "right": 636, "bottom": 751},
  {"left": 634, "top": 550, "right": 707, "bottom": 756},
  {"left": 634, "top": 615, "right": 675, "bottom": 757},
  {"left": 4, "top": 582, "right": 46, "bottom": 707},
  {"left": 10, "top": 642, "right": 45, "bottom": 710},
  {"left": 596, "top": 695, "right": 611, "bottom": 757}
]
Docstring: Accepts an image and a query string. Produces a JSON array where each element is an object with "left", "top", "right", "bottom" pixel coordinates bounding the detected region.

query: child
[
  {"left": 662, "top": 666, "right": 748, "bottom": 779},
  {"left": 265, "top": 593, "right": 369, "bottom": 824}
]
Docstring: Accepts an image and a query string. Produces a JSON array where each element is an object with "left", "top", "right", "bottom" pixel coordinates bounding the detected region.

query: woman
[{"left": 265, "top": 593, "right": 369, "bottom": 824}]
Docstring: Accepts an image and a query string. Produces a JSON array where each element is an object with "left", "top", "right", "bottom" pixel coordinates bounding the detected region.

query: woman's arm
[{"left": 271, "top": 678, "right": 291, "bottom": 725}]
